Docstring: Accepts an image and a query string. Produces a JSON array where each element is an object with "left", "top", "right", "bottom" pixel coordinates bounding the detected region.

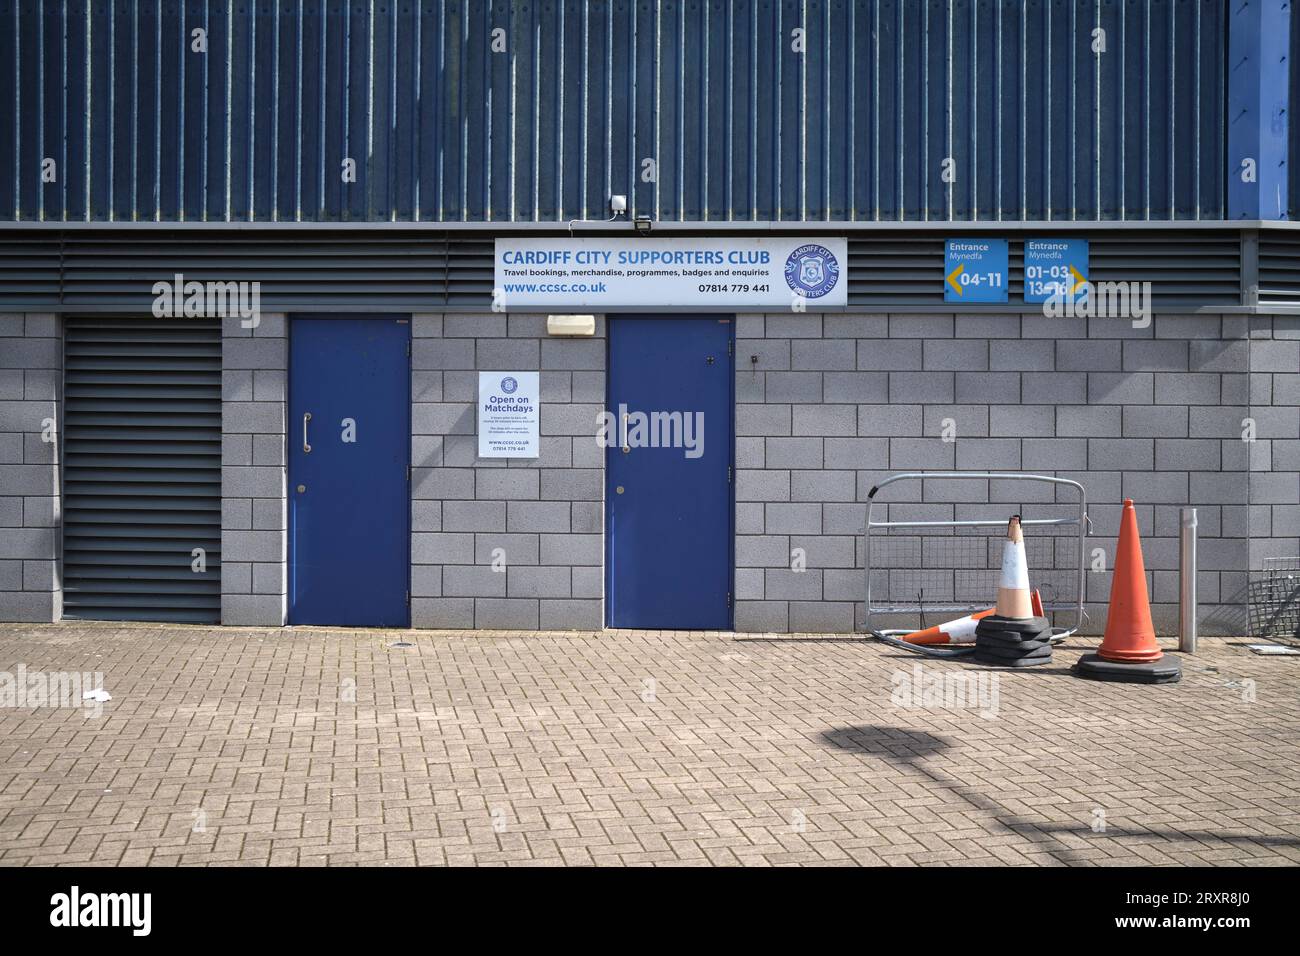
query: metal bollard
[{"left": 1180, "top": 507, "right": 1198, "bottom": 653}]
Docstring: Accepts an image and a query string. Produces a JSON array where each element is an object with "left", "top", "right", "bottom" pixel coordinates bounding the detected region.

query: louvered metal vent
[
  {"left": 62, "top": 317, "right": 221, "bottom": 623},
  {"left": 1259, "top": 235, "right": 1300, "bottom": 303},
  {"left": 0, "top": 227, "right": 1248, "bottom": 313},
  {"left": 51, "top": 232, "right": 494, "bottom": 312},
  {"left": 846, "top": 233, "right": 1242, "bottom": 309}
]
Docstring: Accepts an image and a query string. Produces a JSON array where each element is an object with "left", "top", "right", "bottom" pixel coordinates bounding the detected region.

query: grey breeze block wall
[
  {"left": 410, "top": 313, "right": 605, "bottom": 630},
  {"left": 221, "top": 312, "right": 288, "bottom": 626},
  {"left": 0, "top": 313, "right": 61, "bottom": 623},
  {"left": 734, "top": 311, "right": 1299, "bottom": 637}
]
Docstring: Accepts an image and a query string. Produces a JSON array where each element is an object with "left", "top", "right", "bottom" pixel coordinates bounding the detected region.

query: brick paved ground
[{"left": 0, "top": 622, "right": 1297, "bottom": 866}]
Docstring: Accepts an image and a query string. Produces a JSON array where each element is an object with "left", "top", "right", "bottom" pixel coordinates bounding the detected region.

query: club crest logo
[
  {"left": 784, "top": 243, "right": 840, "bottom": 298},
  {"left": 500, "top": 376, "right": 518, "bottom": 394}
]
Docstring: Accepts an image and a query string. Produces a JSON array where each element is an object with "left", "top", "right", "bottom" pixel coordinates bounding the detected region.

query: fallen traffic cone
[
  {"left": 903, "top": 608, "right": 995, "bottom": 645},
  {"left": 1097, "top": 499, "right": 1162, "bottom": 663},
  {"left": 996, "top": 515, "right": 1034, "bottom": 618},
  {"left": 1075, "top": 499, "right": 1181, "bottom": 684},
  {"left": 903, "top": 590, "right": 1045, "bottom": 645}
]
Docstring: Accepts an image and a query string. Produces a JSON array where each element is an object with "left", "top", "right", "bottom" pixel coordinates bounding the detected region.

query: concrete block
[
  {"left": 823, "top": 314, "right": 887, "bottom": 338},
  {"left": 539, "top": 534, "right": 602, "bottom": 566},
  {"left": 822, "top": 372, "right": 889, "bottom": 403},
  {"left": 789, "top": 601, "right": 855, "bottom": 633},
  {"left": 792, "top": 404, "right": 856, "bottom": 436},
  {"left": 478, "top": 338, "right": 540, "bottom": 369},
  {"left": 474, "top": 598, "right": 539, "bottom": 629},
  {"left": 823, "top": 437, "right": 889, "bottom": 469},
  {"left": 889, "top": 372, "right": 954, "bottom": 403},
  {"left": 412, "top": 598, "right": 475, "bottom": 629},
  {"left": 413, "top": 339, "right": 475, "bottom": 370},
  {"left": 1057, "top": 405, "right": 1122, "bottom": 437},
  {"left": 765, "top": 372, "right": 824, "bottom": 403},
  {"left": 412, "top": 532, "right": 476, "bottom": 564},
  {"left": 1088, "top": 437, "right": 1154, "bottom": 470},
  {"left": 764, "top": 568, "right": 823, "bottom": 600},
  {"left": 1022, "top": 372, "right": 1086, "bottom": 404},
  {"left": 571, "top": 502, "right": 603, "bottom": 533},
  {"left": 572, "top": 566, "right": 603, "bottom": 598},
  {"left": 539, "top": 599, "right": 602, "bottom": 629},
  {"left": 888, "top": 437, "right": 955, "bottom": 469},
  {"left": 444, "top": 565, "right": 508, "bottom": 597},
  {"left": 735, "top": 600, "right": 790, "bottom": 632},
  {"left": 737, "top": 470, "right": 791, "bottom": 502},
  {"left": 1022, "top": 438, "right": 1088, "bottom": 470},
  {"left": 1089, "top": 372, "right": 1154, "bottom": 404},
  {"left": 765, "top": 437, "right": 823, "bottom": 469},
  {"left": 856, "top": 404, "right": 923, "bottom": 437},
  {"left": 507, "top": 501, "right": 571, "bottom": 533},
  {"left": 765, "top": 503, "right": 822, "bottom": 534},
  {"left": 442, "top": 500, "right": 507, "bottom": 531},
  {"left": 541, "top": 339, "right": 604, "bottom": 370},
  {"left": 923, "top": 339, "right": 988, "bottom": 371},
  {"left": 507, "top": 566, "right": 571, "bottom": 598},
  {"left": 1153, "top": 372, "right": 1219, "bottom": 405},
  {"left": 857, "top": 340, "right": 921, "bottom": 371},
  {"left": 221, "top": 594, "right": 285, "bottom": 626},
  {"left": 955, "top": 315, "right": 1020, "bottom": 339},
  {"left": 790, "top": 470, "right": 857, "bottom": 502},
  {"left": 889, "top": 314, "right": 953, "bottom": 338},
  {"left": 793, "top": 340, "right": 856, "bottom": 370},
  {"left": 954, "top": 438, "right": 1021, "bottom": 470},
  {"left": 476, "top": 469, "right": 541, "bottom": 500},
  {"left": 991, "top": 339, "right": 1053, "bottom": 370},
  {"left": 766, "top": 314, "right": 822, "bottom": 338},
  {"left": 741, "top": 340, "right": 792, "bottom": 371}
]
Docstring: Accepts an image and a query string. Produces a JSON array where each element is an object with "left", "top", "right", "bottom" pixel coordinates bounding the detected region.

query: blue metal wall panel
[{"left": 1, "top": 0, "right": 1229, "bottom": 223}]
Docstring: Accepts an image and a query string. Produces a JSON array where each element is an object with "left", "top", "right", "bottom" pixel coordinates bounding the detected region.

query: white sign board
[
  {"left": 477, "top": 371, "right": 539, "bottom": 458},
  {"left": 494, "top": 236, "right": 848, "bottom": 308}
]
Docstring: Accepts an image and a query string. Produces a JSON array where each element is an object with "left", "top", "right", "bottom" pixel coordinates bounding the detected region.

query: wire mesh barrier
[
  {"left": 864, "top": 473, "right": 1089, "bottom": 638},
  {"left": 1247, "top": 557, "right": 1300, "bottom": 642}
]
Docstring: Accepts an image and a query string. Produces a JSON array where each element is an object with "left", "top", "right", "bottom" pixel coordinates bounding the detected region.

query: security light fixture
[
  {"left": 547, "top": 314, "right": 597, "bottom": 336},
  {"left": 633, "top": 216, "right": 653, "bottom": 235}
]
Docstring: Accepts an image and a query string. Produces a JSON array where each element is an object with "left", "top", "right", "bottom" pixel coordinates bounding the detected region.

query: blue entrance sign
[
  {"left": 944, "top": 239, "right": 1008, "bottom": 303},
  {"left": 1024, "top": 238, "right": 1089, "bottom": 304}
]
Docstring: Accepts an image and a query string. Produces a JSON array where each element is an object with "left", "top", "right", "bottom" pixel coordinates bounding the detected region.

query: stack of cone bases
[
  {"left": 902, "top": 591, "right": 1044, "bottom": 646},
  {"left": 1075, "top": 499, "right": 1182, "bottom": 684},
  {"left": 972, "top": 516, "right": 1054, "bottom": 666}
]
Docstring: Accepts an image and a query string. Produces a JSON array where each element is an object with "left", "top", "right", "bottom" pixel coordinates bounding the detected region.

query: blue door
[
  {"left": 289, "top": 316, "right": 410, "bottom": 626},
  {"left": 606, "top": 315, "right": 734, "bottom": 629}
]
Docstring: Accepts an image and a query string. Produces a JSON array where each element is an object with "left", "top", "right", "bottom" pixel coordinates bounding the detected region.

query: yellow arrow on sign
[
  {"left": 946, "top": 263, "right": 965, "bottom": 296},
  {"left": 1069, "top": 264, "right": 1088, "bottom": 293}
]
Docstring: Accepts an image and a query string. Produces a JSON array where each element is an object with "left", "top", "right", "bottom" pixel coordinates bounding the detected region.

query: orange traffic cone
[
  {"left": 903, "top": 591, "right": 1044, "bottom": 645},
  {"left": 1075, "top": 499, "right": 1181, "bottom": 683},
  {"left": 1097, "top": 499, "right": 1163, "bottom": 663}
]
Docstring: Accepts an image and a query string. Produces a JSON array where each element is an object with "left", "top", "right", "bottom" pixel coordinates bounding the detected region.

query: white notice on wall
[{"left": 478, "top": 371, "right": 540, "bottom": 458}]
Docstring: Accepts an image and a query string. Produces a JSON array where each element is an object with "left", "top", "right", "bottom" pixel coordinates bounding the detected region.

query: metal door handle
[
  {"left": 303, "top": 412, "right": 312, "bottom": 453},
  {"left": 620, "top": 411, "right": 629, "bottom": 453}
]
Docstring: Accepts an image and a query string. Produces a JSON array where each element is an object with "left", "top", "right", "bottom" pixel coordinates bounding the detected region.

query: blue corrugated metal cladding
[{"left": 1, "top": 0, "right": 1227, "bottom": 223}]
